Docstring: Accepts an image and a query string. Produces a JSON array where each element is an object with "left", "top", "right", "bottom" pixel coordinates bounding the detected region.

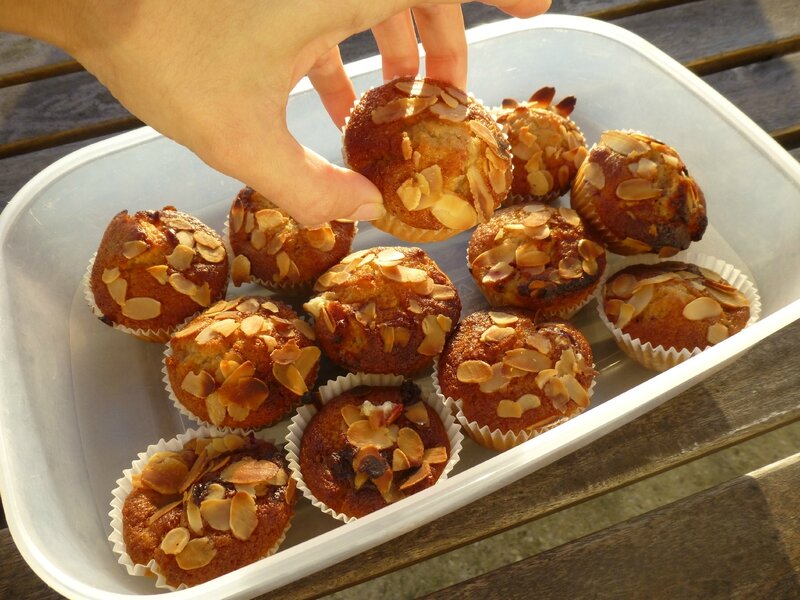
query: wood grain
[
  {"left": 422, "top": 453, "right": 800, "bottom": 599},
  {"left": 0, "top": 528, "right": 61, "bottom": 600},
  {"left": 259, "top": 317, "right": 800, "bottom": 599}
]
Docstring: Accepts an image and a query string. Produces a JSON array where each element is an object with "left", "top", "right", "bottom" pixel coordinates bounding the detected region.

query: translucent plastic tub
[{"left": 1, "top": 14, "right": 799, "bottom": 599}]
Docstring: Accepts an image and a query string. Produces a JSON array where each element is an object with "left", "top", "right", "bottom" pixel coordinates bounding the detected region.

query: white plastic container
[{"left": 1, "top": 15, "right": 799, "bottom": 600}]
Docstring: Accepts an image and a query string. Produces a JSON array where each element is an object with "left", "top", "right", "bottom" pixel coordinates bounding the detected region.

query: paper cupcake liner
[
  {"left": 108, "top": 426, "right": 291, "bottom": 592},
  {"left": 285, "top": 372, "right": 464, "bottom": 524},
  {"left": 431, "top": 361, "right": 595, "bottom": 452},
  {"left": 223, "top": 216, "right": 359, "bottom": 294},
  {"left": 595, "top": 251, "right": 762, "bottom": 372},
  {"left": 83, "top": 253, "right": 194, "bottom": 343}
]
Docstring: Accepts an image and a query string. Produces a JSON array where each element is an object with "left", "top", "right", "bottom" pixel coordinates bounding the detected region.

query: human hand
[{"left": 3, "top": 0, "right": 551, "bottom": 226}]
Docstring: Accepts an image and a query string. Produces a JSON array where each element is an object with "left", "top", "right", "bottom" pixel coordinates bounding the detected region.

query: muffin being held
[
  {"left": 600, "top": 259, "right": 755, "bottom": 371},
  {"left": 494, "top": 86, "right": 588, "bottom": 203},
  {"left": 113, "top": 430, "right": 296, "bottom": 589},
  {"left": 304, "top": 246, "right": 461, "bottom": 376},
  {"left": 343, "top": 76, "right": 512, "bottom": 242},
  {"left": 436, "top": 309, "right": 595, "bottom": 451},
  {"left": 228, "top": 187, "right": 356, "bottom": 292},
  {"left": 287, "top": 375, "right": 460, "bottom": 522},
  {"left": 467, "top": 203, "right": 606, "bottom": 319},
  {"left": 165, "top": 296, "right": 320, "bottom": 429},
  {"left": 570, "top": 130, "right": 707, "bottom": 256},
  {"left": 87, "top": 207, "right": 228, "bottom": 342}
]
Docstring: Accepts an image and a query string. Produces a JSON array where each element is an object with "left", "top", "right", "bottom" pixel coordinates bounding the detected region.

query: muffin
[
  {"left": 600, "top": 259, "right": 754, "bottom": 370},
  {"left": 228, "top": 187, "right": 356, "bottom": 292},
  {"left": 436, "top": 309, "right": 595, "bottom": 451},
  {"left": 87, "top": 207, "right": 228, "bottom": 341},
  {"left": 165, "top": 296, "right": 320, "bottom": 429},
  {"left": 494, "top": 86, "right": 588, "bottom": 203},
  {"left": 343, "top": 76, "right": 512, "bottom": 242},
  {"left": 570, "top": 130, "right": 707, "bottom": 256},
  {"left": 303, "top": 246, "right": 461, "bottom": 376},
  {"left": 289, "top": 376, "right": 457, "bottom": 521},
  {"left": 114, "top": 430, "right": 296, "bottom": 589},
  {"left": 467, "top": 203, "right": 606, "bottom": 318}
]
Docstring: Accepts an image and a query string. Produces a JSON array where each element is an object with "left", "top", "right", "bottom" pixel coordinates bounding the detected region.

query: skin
[{"left": 0, "top": 0, "right": 550, "bottom": 226}]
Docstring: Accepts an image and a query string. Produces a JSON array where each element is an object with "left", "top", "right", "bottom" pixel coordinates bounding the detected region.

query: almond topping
[
  {"left": 372, "top": 96, "right": 437, "bottom": 124},
  {"left": 231, "top": 254, "right": 251, "bottom": 286},
  {"left": 616, "top": 178, "right": 661, "bottom": 201},
  {"left": 430, "top": 101, "right": 469, "bottom": 122},
  {"left": 222, "top": 459, "right": 279, "bottom": 485},
  {"left": 141, "top": 452, "right": 188, "bottom": 495},
  {"left": 230, "top": 491, "right": 258, "bottom": 541},
  {"left": 239, "top": 314, "right": 265, "bottom": 337},
  {"left": 181, "top": 370, "right": 216, "bottom": 398},
  {"left": 563, "top": 375, "right": 589, "bottom": 407},
  {"left": 683, "top": 297, "right": 723, "bottom": 321},
  {"left": 456, "top": 359, "right": 493, "bottom": 383},
  {"left": 272, "top": 363, "right": 308, "bottom": 395},
  {"left": 397, "top": 427, "right": 425, "bottom": 465},
  {"left": 121, "top": 297, "right": 161, "bottom": 320},
  {"left": 392, "top": 448, "right": 411, "bottom": 471},
  {"left": 478, "top": 362, "right": 510, "bottom": 393},
  {"left": 404, "top": 401, "right": 429, "bottom": 426},
  {"left": 601, "top": 130, "right": 650, "bottom": 156},
  {"left": 166, "top": 244, "right": 195, "bottom": 271},
  {"left": 490, "top": 311, "right": 518, "bottom": 326},
  {"left": 497, "top": 399, "right": 523, "bottom": 418},
  {"left": 558, "top": 207, "right": 582, "bottom": 227},
  {"left": 482, "top": 261, "right": 514, "bottom": 283},
  {"left": 347, "top": 420, "right": 394, "bottom": 449},
  {"left": 422, "top": 447, "right": 448, "bottom": 464},
  {"left": 305, "top": 224, "right": 336, "bottom": 252},
  {"left": 146, "top": 264, "right": 169, "bottom": 284},
  {"left": 521, "top": 210, "right": 550, "bottom": 228},
  {"left": 101, "top": 266, "right": 120, "bottom": 284},
  {"left": 255, "top": 208, "right": 285, "bottom": 231},
  {"left": 106, "top": 277, "right": 128, "bottom": 306},
  {"left": 707, "top": 322, "right": 729, "bottom": 345},
  {"left": 516, "top": 245, "right": 550, "bottom": 268},
  {"left": 578, "top": 238, "right": 604, "bottom": 260},
  {"left": 503, "top": 348, "right": 552, "bottom": 372},
  {"left": 160, "top": 527, "right": 190, "bottom": 555},
  {"left": 341, "top": 404, "right": 364, "bottom": 426},
  {"left": 582, "top": 161, "right": 606, "bottom": 189},
  {"left": 609, "top": 273, "right": 638, "bottom": 298},
  {"left": 628, "top": 284, "right": 654, "bottom": 317},
  {"left": 294, "top": 346, "right": 320, "bottom": 379},
  {"left": 394, "top": 79, "right": 442, "bottom": 97},
  {"left": 206, "top": 393, "right": 226, "bottom": 426},
  {"left": 400, "top": 461, "right": 431, "bottom": 491},
  {"left": 558, "top": 256, "right": 584, "bottom": 279},
  {"left": 706, "top": 286, "right": 750, "bottom": 309},
  {"left": 417, "top": 314, "right": 450, "bottom": 356},
  {"left": 518, "top": 393, "right": 541, "bottom": 411},
  {"left": 431, "top": 194, "right": 479, "bottom": 230},
  {"left": 175, "top": 537, "right": 217, "bottom": 570},
  {"left": 480, "top": 325, "right": 515, "bottom": 343},
  {"left": 615, "top": 302, "right": 636, "bottom": 329},
  {"left": 200, "top": 497, "right": 231, "bottom": 531},
  {"left": 122, "top": 240, "right": 148, "bottom": 259}
]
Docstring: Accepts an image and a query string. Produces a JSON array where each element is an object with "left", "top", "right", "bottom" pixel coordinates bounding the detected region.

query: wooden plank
[
  {"left": 0, "top": 33, "right": 69, "bottom": 74},
  {"left": 422, "top": 453, "right": 800, "bottom": 599},
  {"left": 0, "top": 528, "right": 62, "bottom": 600},
  {"left": 260, "top": 317, "right": 800, "bottom": 599}
]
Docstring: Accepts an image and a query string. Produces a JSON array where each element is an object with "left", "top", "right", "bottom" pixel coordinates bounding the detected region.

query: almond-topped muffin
[
  {"left": 228, "top": 187, "right": 356, "bottom": 292},
  {"left": 600, "top": 261, "right": 751, "bottom": 369},
  {"left": 343, "top": 76, "right": 512, "bottom": 242},
  {"left": 88, "top": 207, "right": 228, "bottom": 341},
  {"left": 120, "top": 432, "right": 296, "bottom": 588},
  {"left": 494, "top": 87, "right": 588, "bottom": 203},
  {"left": 297, "top": 380, "right": 452, "bottom": 519},
  {"left": 165, "top": 296, "right": 320, "bottom": 429},
  {"left": 467, "top": 203, "right": 606, "bottom": 318},
  {"left": 304, "top": 246, "right": 461, "bottom": 376},
  {"left": 570, "top": 130, "right": 707, "bottom": 256},
  {"left": 436, "top": 309, "right": 595, "bottom": 451}
]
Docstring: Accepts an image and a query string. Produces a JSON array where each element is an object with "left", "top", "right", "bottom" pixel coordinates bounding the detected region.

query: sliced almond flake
[
  {"left": 544, "top": 376, "right": 570, "bottom": 410},
  {"left": 489, "top": 311, "right": 518, "bottom": 326},
  {"left": 399, "top": 461, "right": 432, "bottom": 491},
  {"left": 181, "top": 370, "right": 216, "bottom": 398},
  {"left": 582, "top": 161, "right": 606, "bottom": 189},
  {"left": 578, "top": 238, "right": 604, "bottom": 260},
  {"left": 265, "top": 231, "right": 288, "bottom": 255},
  {"left": 372, "top": 96, "right": 438, "bottom": 124},
  {"left": 525, "top": 332, "right": 552, "bottom": 354},
  {"left": 707, "top": 322, "right": 729, "bottom": 345},
  {"left": 430, "top": 284, "right": 456, "bottom": 300},
  {"left": 259, "top": 300, "right": 279, "bottom": 313},
  {"left": 558, "top": 257, "right": 584, "bottom": 279},
  {"left": 122, "top": 240, "right": 148, "bottom": 259},
  {"left": 347, "top": 420, "right": 394, "bottom": 449},
  {"left": 503, "top": 347, "right": 552, "bottom": 373},
  {"left": 478, "top": 362, "right": 510, "bottom": 393},
  {"left": 469, "top": 119, "right": 500, "bottom": 149},
  {"left": 213, "top": 318, "right": 239, "bottom": 338},
  {"left": 525, "top": 223, "right": 551, "bottom": 240},
  {"left": 200, "top": 497, "right": 232, "bottom": 531},
  {"left": 255, "top": 208, "right": 285, "bottom": 232},
  {"left": 276, "top": 251, "right": 292, "bottom": 279},
  {"left": 535, "top": 368, "right": 558, "bottom": 389},
  {"left": 375, "top": 248, "right": 406, "bottom": 266},
  {"left": 227, "top": 402, "right": 250, "bottom": 421},
  {"left": 430, "top": 102, "right": 469, "bottom": 122},
  {"left": 527, "top": 169, "right": 552, "bottom": 196},
  {"left": 516, "top": 245, "right": 550, "bottom": 268},
  {"left": 456, "top": 359, "right": 493, "bottom": 383},
  {"left": 609, "top": 273, "right": 638, "bottom": 299},
  {"left": 497, "top": 399, "right": 523, "bottom": 418},
  {"left": 270, "top": 340, "right": 301, "bottom": 365},
  {"left": 582, "top": 258, "right": 598, "bottom": 276},
  {"left": 122, "top": 297, "right": 161, "bottom": 320},
  {"left": 168, "top": 273, "right": 198, "bottom": 297},
  {"left": 440, "top": 89, "right": 459, "bottom": 107},
  {"left": 394, "top": 79, "right": 442, "bottom": 97},
  {"left": 407, "top": 298, "right": 424, "bottom": 314},
  {"left": 601, "top": 130, "right": 650, "bottom": 156},
  {"left": 380, "top": 325, "right": 395, "bottom": 353},
  {"left": 106, "top": 277, "right": 128, "bottom": 306},
  {"left": 563, "top": 374, "right": 589, "bottom": 407},
  {"left": 145, "top": 264, "right": 168, "bottom": 285},
  {"left": 706, "top": 286, "right": 750, "bottom": 309},
  {"left": 683, "top": 296, "right": 723, "bottom": 321},
  {"left": 222, "top": 459, "right": 279, "bottom": 485},
  {"left": 292, "top": 318, "right": 316, "bottom": 340},
  {"left": 397, "top": 427, "right": 425, "bottom": 465},
  {"left": 341, "top": 404, "right": 365, "bottom": 426},
  {"left": 166, "top": 244, "right": 195, "bottom": 271},
  {"left": 273, "top": 363, "right": 308, "bottom": 395},
  {"left": 102, "top": 266, "right": 121, "bottom": 284},
  {"left": 480, "top": 325, "right": 515, "bottom": 343},
  {"left": 472, "top": 243, "right": 516, "bottom": 269},
  {"left": 482, "top": 261, "right": 514, "bottom": 284},
  {"left": 294, "top": 346, "right": 321, "bottom": 379},
  {"left": 521, "top": 210, "right": 550, "bottom": 228},
  {"left": 205, "top": 392, "right": 226, "bottom": 426},
  {"left": 401, "top": 132, "right": 413, "bottom": 160},
  {"left": 558, "top": 207, "right": 581, "bottom": 227},
  {"left": 431, "top": 193, "right": 479, "bottom": 230},
  {"left": 231, "top": 254, "right": 251, "bottom": 286},
  {"left": 392, "top": 448, "right": 412, "bottom": 471},
  {"left": 160, "top": 527, "right": 190, "bottom": 555},
  {"left": 404, "top": 401, "right": 429, "bottom": 426},
  {"left": 517, "top": 393, "right": 541, "bottom": 411},
  {"left": 147, "top": 499, "right": 182, "bottom": 526},
  {"left": 380, "top": 263, "right": 429, "bottom": 284},
  {"left": 615, "top": 302, "right": 636, "bottom": 329},
  {"left": 229, "top": 491, "right": 258, "bottom": 541},
  {"left": 616, "top": 178, "right": 661, "bottom": 201},
  {"left": 141, "top": 452, "right": 189, "bottom": 495},
  {"left": 238, "top": 315, "right": 263, "bottom": 337},
  {"left": 636, "top": 157, "right": 659, "bottom": 177},
  {"left": 417, "top": 314, "right": 448, "bottom": 356},
  {"left": 397, "top": 177, "right": 422, "bottom": 211},
  {"left": 175, "top": 230, "right": 195, "bottom": 248},
  {"left": 250, "top": 229, "right": 267, "bottom": 250},
  {"left": 422, "top": 446, "right": 448, "bottom": 464},
  {"left": 305, "top": 224, "right": 336, "bottom": 252},
  {"left": 573, "top": 145, "right": 589, "bottom": 169}
]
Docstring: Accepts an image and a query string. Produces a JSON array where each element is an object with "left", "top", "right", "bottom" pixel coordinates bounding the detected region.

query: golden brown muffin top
[
  {"left": 438, "top": 309, "right": 595, "bottom": 434},
  {"left": 343, "top": 76, "right": 512, "bottom": 238},
  {"left": 602, "top": 261, "right": 750, "bottom": 351},
  {"left": 495, "top": 87, "right": 588, "bottom": 202},
  {"left": 123, "top": 433, "right": 295, "bottom": 588},
  {"left": 572, "top": 130, "right": 707, "bottom": 255},
  {"left": 228, "top": 187, "right": 356, "bottom": 289},
  {"left": 90, "top": 207, "right": 228, "bottom": 332},
  {"left": 468, "top": 204, "right": 606, "bottom": 306},
  {"left": 168, "top": 296, "right": 320, "bottom": 428},
  {"left": 299, "top": 382, "right": 450, "bottom": 518},
  {"left": 304, "top": 246, "right": 461, "bottom": 361}
]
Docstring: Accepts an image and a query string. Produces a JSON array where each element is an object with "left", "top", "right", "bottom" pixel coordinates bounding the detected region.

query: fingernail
[{"left": 346, "top": 202, "right": 386, "bottom": 222}]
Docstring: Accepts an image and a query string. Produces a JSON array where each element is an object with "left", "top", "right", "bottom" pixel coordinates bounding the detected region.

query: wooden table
[{"left": 1, "top": 1, "right": 799, "bottom": 598}]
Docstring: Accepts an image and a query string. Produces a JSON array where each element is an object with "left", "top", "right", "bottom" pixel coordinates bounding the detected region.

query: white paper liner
[
  {"left": 432, "top": 361, "right": 596, "bottom": 452},
  {"left": 108, "top": 426, "right": 292, "bottom": 592},
  {"left": 595, "top": 251, "right": 762, "bottom": 372},
  {"left": 284, "top": 372, "right": 464, "bottom": 524},
  {"left": 83, "top": 254, "right": 180, "bottom": 343},
  {"left": 223, "top": 215, "right": 359, "bottom": 293}
]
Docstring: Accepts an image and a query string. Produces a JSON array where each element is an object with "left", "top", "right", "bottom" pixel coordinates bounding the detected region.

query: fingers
[
  {"left": 486, "top": 0, "right": 553, "bottom": 18},
  {"left": 307, "top": 46, "right": 357, "bottom": 128},
  {"left": 372, "top": 10, "right": 420, "bottom": 82},
  {"left": 412, "top": 4, "right": 467, "bottom": 89}
]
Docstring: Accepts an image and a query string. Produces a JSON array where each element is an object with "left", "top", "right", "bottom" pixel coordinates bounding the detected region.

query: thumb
[{"left": 234, "top": 127, "right": 385, "bottom": 228}]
